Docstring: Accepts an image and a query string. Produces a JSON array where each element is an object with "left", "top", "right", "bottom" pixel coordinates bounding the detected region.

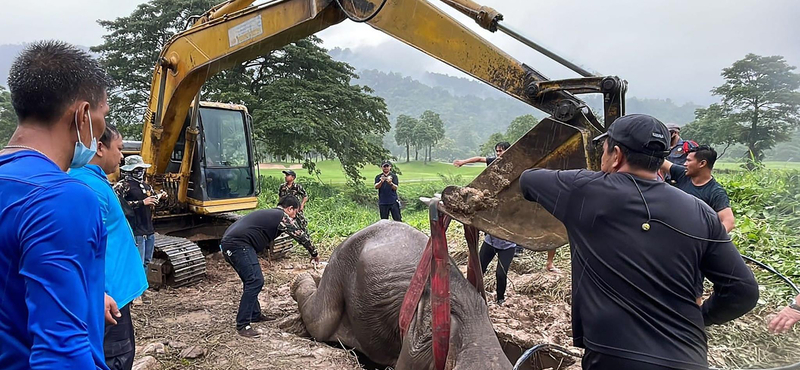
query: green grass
[
  {"left": 716, "top": 161, "right": 800, "bottom": 170},
  {"left": 259, "top": 160, "right": 485, "bottom": 184}
]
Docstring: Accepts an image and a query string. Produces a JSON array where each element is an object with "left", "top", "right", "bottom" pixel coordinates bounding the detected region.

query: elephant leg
[{"left": 291, "top": 272, "right": 344, "bottom": 341}]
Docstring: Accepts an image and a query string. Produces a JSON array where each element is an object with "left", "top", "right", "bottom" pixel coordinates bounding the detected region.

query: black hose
[{"left": 514, "top": 254, "right": 800, "bottom": 370}]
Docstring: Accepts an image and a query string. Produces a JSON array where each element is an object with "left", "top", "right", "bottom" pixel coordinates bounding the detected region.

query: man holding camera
[{"left": 374, "top": 161, "right": 401, "bottom": 221}]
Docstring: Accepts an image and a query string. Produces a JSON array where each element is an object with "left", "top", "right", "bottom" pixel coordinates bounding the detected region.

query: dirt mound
[{"left": 132, "top": 258, "right": 363, "bottom": 370}]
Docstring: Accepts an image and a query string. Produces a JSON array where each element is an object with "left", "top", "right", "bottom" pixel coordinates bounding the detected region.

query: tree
[
  {"left": 706, "top": 54, "right": 800, "bottom": 165},
  {"left": 0, "top": 86, "right": 15, "bottom": 145},
  {"left": 395, "top": 114, "right": 418, "bottom": 162},
  {"left": 417, "top": 110, "right": 445, "bottom": 163},
  {"left": 682, "top": 104, "right": 738, "bottom": 158},
  {"left": 93, "top": 0, "right": 391, "bottom": 183},
  {"left": 504, "top": 114, "right": 537, "bottom": 143}
]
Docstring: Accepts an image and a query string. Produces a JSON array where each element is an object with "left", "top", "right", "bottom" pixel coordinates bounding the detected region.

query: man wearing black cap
[
  {"left": 519, "top": 114, "right": 758, "bottom": 369},
  {"left": 279, "top": 170, "right": 308, "bottom": 230},
  {"left": 666, "top": 123, "right": 692, "bottom": 166},
  {"left": 375, "top": 161, "right": 401, "bottom": 221}
]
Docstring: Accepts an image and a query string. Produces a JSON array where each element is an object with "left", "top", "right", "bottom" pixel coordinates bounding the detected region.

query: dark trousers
[
  {"left": 222, "top": 245, "right": 264, "bottom": 330},
  {"left": 479, "top": 241, "right": 516, "bottom": 301},
  {"left": 582, "top": 349, "right": 679, "bottom": 370},
  {"left": 379, "top": 202, "right": 402, "bottom": 221},
  {"left": 104, "top": 304, "right": 135, "bottom": 370}
]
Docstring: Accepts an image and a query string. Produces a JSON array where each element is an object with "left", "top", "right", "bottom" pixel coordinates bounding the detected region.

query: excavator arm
[{"left": 141, "top": 0, "right": 626, "bottom": 248}]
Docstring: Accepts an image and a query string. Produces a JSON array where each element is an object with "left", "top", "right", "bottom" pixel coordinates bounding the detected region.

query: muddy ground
[{"left": 131, "top": 241, "right": 799, "bottom": 370}]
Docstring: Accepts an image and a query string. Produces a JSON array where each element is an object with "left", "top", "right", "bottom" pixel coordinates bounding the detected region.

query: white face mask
[{"left": 70, "top": 107, "right": 98, "bottom": 169}]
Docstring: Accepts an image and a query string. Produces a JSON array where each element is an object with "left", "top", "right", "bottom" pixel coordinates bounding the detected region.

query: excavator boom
[{"left": 141, "top": 0, "right": 626, "bottom": 251}]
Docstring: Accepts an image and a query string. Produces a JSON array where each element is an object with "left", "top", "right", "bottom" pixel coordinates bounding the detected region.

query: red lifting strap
[
  {"left": 430, "top": 211, "right": 451, "bottom": 370},
  {"left": 464, "top": 225, "right": 486, "bottom": 301},
  {"left": 398, "top": 204, "right": 485, "bottom": 370}
]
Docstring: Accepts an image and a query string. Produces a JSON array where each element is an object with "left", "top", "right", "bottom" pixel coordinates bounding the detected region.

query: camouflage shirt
[
  {"left": 278, "top": 182, "right": 307, "bottom": 201},
  {"left": 278, "top": 211, "right": 316, "bottom": 257}
]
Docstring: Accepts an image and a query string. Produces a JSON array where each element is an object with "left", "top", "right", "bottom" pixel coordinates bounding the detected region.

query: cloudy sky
[{"left": 2, "top": 0, "right": 798, "bottom": 105}]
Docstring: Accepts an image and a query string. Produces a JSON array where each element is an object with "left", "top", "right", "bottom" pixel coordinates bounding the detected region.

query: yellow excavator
[{"left": 129, "top": 0, "right": 626, "bottom": 288}]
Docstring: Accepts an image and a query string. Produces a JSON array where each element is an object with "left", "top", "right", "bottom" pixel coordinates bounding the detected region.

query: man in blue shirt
[
  {"left": 0, "top": 41, "right": 111, "bottom": 370},
  {"left": 374, "top": 161, "right": 402, "bottom": 221},
  {"left": 70, "top": 124, "right": 148, "bottom": 370}
]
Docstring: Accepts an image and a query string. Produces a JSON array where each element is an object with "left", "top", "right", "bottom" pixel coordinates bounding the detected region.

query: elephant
[{"left": 291, "top": 220, "right": 512, "bottom": 370}]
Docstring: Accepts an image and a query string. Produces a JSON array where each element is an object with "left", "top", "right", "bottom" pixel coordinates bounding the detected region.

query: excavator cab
[{"left": 169, "top": 102, "right": 260, "bottom": 214}]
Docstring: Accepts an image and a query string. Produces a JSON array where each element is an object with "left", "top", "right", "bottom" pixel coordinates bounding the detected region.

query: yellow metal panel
[{"left": 186, "top": 197, "right": 259, "bottom": 214}]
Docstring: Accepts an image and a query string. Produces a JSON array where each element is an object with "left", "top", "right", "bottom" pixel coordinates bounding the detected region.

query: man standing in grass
[
  {"left": 454, "top": 142, "right": 558, "bottom": 272},
  {"left": 279, "top": 170, "right": 309, "bottom": 230},
  {"left": 375, "top": 161, "right": 401, "bottom": 221}
]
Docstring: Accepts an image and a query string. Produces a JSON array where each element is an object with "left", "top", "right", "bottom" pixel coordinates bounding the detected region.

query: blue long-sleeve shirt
[
  {"left": 0, "top": 151, "right": 109, "bottom": 370},
  {"left": 70, "top": 164, "right": 148, "bottom": 308}
]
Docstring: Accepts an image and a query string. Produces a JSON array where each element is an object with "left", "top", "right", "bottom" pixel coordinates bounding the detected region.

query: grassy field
[
  {"left": 259, "top": 160, "right": 485, "bottom": 184},
  {"left": 716, "top": 161, "right": 800, "bottom": 170}
]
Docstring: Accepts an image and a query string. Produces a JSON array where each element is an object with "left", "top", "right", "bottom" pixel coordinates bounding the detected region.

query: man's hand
[
  {"left": 104, "top": 293, "right": 121, "bottom": 325},
  {"left": 143, "top": 196, "right": 158, "bottom": 206},
  {"left": 769, "top": 306, "right": 800, "bottom": 333},
  {"left": 311, "top": 256, "right": 320, "bottom": 264},
  {"left": 386, "top": 176, "right": 393, "bottom": 184},
  {"left": 453, "top": 160, "right": 464, "bottom": 167}
]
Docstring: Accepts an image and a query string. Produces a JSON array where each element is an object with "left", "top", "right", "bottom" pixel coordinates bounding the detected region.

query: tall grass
[
  {"left": 718, "top": 169, "right": 800, "bottom": 277},
  {"left": 256, "top": 174, "right": 470, "bottom": 255}
]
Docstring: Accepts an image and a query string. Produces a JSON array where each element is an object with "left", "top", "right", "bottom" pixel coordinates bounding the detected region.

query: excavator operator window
[{"left": 199, "top": 107, "right": 255, "bottom": 200}]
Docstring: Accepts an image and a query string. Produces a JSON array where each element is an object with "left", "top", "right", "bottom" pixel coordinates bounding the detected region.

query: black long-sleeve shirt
[
  {"left": 220, "top": 208, "right": 316, "bottom": 257},
  {"left": 520, "top": 169, "right": 758, "bottom": 370}
]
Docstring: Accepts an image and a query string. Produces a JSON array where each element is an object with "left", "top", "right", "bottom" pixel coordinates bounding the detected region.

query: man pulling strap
[
  {"left": 220, "top": 195, "right": 319, "bottom": 338},
  {"left": 520, "top": 114, "right": 758, "bottom": 370}
]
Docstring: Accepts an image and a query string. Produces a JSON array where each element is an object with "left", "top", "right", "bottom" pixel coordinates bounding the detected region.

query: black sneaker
[
  {"left": 514, "top": 247, "right": 523, "bottom": 257},
  {"left": 237, "top": 325, "right": 261, "bottom": 338},
  {"left": 497, "top": 299, "right": 505, "bottom": 306},
  {"left": 252, "top": 312, "right": 277, "bottom": 322}
]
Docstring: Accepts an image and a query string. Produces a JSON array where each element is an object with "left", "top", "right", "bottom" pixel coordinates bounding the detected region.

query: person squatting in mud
[{"left": 220, "top": 195, "right": 319, "bottom": 338}]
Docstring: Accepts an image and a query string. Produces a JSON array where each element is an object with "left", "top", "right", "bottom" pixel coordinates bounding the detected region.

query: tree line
[{"left": 394, "top": 110, "right": 445, "bottom": 163}]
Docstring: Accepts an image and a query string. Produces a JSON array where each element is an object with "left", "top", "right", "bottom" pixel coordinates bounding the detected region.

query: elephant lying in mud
[{"left": 291, "top": 220, "right": 512, "bottom": 370}]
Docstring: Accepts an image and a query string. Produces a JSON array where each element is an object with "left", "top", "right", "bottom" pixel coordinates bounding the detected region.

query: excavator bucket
[{"left": 440, "top": 117, "right": 602, "bottom": 251}]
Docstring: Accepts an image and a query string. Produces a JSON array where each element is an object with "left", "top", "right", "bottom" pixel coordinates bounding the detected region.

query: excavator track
[{"left": 147, "top": 234, "right": 206, "bottom": 289}]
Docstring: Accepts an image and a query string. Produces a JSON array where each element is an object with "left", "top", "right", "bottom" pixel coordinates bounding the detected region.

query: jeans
[
  {"left": 479, "top": 241, "right": 516, "bottom": 301},
  {"left": 135, "top": 234, "right": 155, "bottom": 267},
  {"left": 379, "top": 202, "right": 402, "bottom": 221},
  {"left": 222, "top": 245, "right": 264, "bottom": 330},
  {"left": 104, "top": 304, "right": 135, "bottom": 370}
]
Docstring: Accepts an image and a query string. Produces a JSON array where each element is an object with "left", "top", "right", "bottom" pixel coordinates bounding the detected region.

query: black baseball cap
[
  {"left": 593, "top": 114, "right": 670, "bottom": 157},
  {"left": 282, "top": 170, "right": 296, "bottom": 177},
  {"left": 381, "top": 161, "right": 392, "bottom": 167}
]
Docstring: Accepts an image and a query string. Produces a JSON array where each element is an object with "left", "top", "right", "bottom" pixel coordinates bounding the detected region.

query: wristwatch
[{"left": 790, "top": 298, "right": 800, "bottom": 312}]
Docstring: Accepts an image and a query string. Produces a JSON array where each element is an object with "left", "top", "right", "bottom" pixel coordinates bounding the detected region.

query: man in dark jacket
[
  {"left": 114, "top": 155, "right": 159, "bottom": 268},
  {"left": 220, "top": 195, "right": 319, "bottom": 338}
]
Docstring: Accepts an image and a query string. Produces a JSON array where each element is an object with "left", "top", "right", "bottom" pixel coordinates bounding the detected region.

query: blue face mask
[{"left": 69, "top": 107, "right": 98, "bottom": 169}]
